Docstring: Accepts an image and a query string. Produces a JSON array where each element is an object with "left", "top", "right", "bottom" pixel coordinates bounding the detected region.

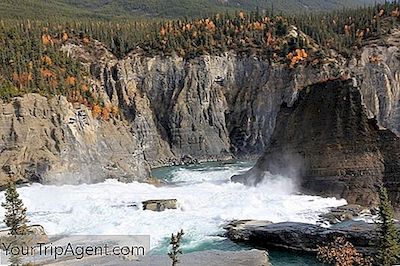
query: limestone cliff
[
  {"left": 87, "top": 50, "right": 340, "bottom": 162},
  {"left": 0, "top": 94, "right": 150, "bottom": 185},
  {"left": 232, "top": 79, "right": 400, "bottom": 207},
  {"left": 2, "top": 29, "right": 400, "bottom": 188}
]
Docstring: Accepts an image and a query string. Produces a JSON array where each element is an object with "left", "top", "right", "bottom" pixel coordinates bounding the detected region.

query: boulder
[
  {"left": 142, "top": 199, "right": 177, "bottom": 211},
  {"left": 225, "top": 220, "right": 379, "bottom": 256},
  {"left": 0, "top": 224, "right": 48, "bottom": 246},
  {"left": 318, "top": 204, "right": 373, "bottom": 224}
]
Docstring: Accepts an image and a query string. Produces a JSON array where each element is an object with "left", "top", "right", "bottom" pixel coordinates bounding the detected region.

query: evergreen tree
[
  {"left": 1, "top": 179, "right": 29, "bottom": 235},
  {"left": 377, "top": 186, "right": 400, "bottom": 266},
  {"left": 168, "top": 229, "right": 184, "bottom": 266}
]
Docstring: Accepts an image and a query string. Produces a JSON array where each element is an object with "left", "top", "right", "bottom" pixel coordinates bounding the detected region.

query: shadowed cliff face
[{"left": 232, "top": 79, "right": 400, "bottom": 207}]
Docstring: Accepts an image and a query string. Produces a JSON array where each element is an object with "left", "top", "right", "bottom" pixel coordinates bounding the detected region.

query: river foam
[{"left": 0, "top": 161, "right": 346, "bottom": 253}]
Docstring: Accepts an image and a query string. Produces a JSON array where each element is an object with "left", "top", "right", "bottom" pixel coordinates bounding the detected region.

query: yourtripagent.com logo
[{"left": 0, "top": 235, "right": 150, "bottom": 265}]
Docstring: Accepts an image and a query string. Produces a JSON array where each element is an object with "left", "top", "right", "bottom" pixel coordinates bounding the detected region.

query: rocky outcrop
[
  {"left": 0, "top": 93, "right": 151, "bottom": 185},
  {"left": 142, "top": 199, "right": 177, "bottom": 211},
  {"left": 232, "top": 79, "right": 400, "bottom": 207},
  {"left": 225, "top": 220, "right": 378, "bottom": 256},
  {"left": 318, "top": 204, "right": 374, "bottom": 225}
]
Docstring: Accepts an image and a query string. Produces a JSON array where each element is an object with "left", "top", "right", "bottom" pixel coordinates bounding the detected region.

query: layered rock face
[
  {"left": 91, "top": 51, "right": 340, "bottom": 163},
  {"left": 233, "top": 79, "right": 400, "bottom": 206},
  {"left": 351, "top": 29, "right": 400, "bottom": 135},
  {"left": 0, "top": 94, "right": 150, "bottom": 185},
  {"left": 2, "top": 29, "right": 400, "bottom": 187}
]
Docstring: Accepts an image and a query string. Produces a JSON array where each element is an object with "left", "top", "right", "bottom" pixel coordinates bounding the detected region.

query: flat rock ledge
[
  {"left": 225, "top": 220, "right": 379, "bottom": 256},
  {"left": 46, "top": 249, "right": 270, "bottom": 266}
]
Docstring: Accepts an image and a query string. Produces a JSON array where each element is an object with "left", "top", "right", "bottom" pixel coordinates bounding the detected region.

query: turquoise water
[{"left": 151, "top": 160, "right": 324, "bottom": 265}]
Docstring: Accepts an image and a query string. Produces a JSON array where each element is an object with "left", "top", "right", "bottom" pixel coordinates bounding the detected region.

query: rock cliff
[
  {"left": 1, "top": 29, "right": 400, "bottom": 188},
  {"left": 232, "top": 79, "right": 400, "bottom": 207},
  {"left": 0, "top": 94, "right": 150, "bottom": 185}
]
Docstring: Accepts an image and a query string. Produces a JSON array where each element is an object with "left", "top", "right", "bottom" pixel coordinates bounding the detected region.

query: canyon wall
[
  {"left": 0, "top": 93, "right": 151, "bottom": 186},
  {"left": 1, "top": 29, "right": 400, "bottom": 188},
  {"left": 232, "top": 79, "right": 400, "bottom": 206}
]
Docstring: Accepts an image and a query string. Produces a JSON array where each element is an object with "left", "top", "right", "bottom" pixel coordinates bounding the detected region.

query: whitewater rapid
[{"left": 0, "top": 161, "right": 346, "bottom": 253}]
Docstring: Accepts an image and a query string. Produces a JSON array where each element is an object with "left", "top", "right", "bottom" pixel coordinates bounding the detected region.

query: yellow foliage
[
  {"left": 41, "top": 55, "right": 53, "bottom": 66},
  {"left": 62, "top": 32, "right": 68, "bottom": 42},
  {"left": 111, "top": 106, "right": 119, "bottom": 116}
]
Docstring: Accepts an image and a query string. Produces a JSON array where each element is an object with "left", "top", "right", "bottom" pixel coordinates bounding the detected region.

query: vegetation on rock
[{"left": 317, "top": 236, "right": 372, "bottom": 266}]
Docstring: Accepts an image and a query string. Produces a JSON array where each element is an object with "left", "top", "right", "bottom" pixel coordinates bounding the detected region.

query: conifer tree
[
  {"left": 168, "top": 229, "right": 184, "bottom": 266},
  {"left": 377, "top": 186, "right": 400, "bottom": 266},
  {"left": 1, "top": 179, "right": 29, "bottom": 235}
]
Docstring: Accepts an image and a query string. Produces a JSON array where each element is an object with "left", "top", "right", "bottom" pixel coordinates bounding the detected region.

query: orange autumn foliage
[
  {"left": 41, "top": 34, "right": 53, "bottom": 46},
  {"left": 81, "top": 84, "right": 89, "bottom": 92},
  {"left": 62, "top": 32, "right": 69, "bottom": 42},
  {"left": 288, "top": 49, "right": 308, "bottom": 68},
  {"left": 317, "top": 237, "right": 372, "bottom": 266},
  {"left": 40, "top": 68, "right": 54, "bottom": 78},
  {"left": 66, "top": 76, "right": 77, "bottom": 86},
  {"left": 160, "top": 27, "right": 167, "bottom": 36},
  {"left": 41, "top": 55, "right": 53, "bottom": 66},
  {"left": 101, "top": 106, "right": 110, "bottom": 120},
  {"left": 82, "top": 36, "right": 90, "bottom": 45},
  {"left": 92, "top": 105, "right": 102, "bottom": 119},
  {"left": 12, "top": 72, "right": 32, "bottom": 87}
]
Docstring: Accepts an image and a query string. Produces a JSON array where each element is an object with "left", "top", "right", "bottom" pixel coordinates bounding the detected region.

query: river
[{"left": 0, "top": 160, "right": 347, "bottom": 265}]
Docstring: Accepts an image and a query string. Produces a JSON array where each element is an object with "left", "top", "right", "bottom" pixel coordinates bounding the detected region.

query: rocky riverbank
[{"left": 225, "top": 219, "right": 380, "bottom": 256}]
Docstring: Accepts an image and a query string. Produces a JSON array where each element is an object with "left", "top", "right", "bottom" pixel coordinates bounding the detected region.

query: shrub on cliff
[
  {"left": 376, "top": 186, "right": 400, "bottom": 266},
  {"left": 1, "top": 179, "right": 29, "bottom": 235},
  {"left": 317, "top": 236, "right": 372, "bottom": 266}
]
